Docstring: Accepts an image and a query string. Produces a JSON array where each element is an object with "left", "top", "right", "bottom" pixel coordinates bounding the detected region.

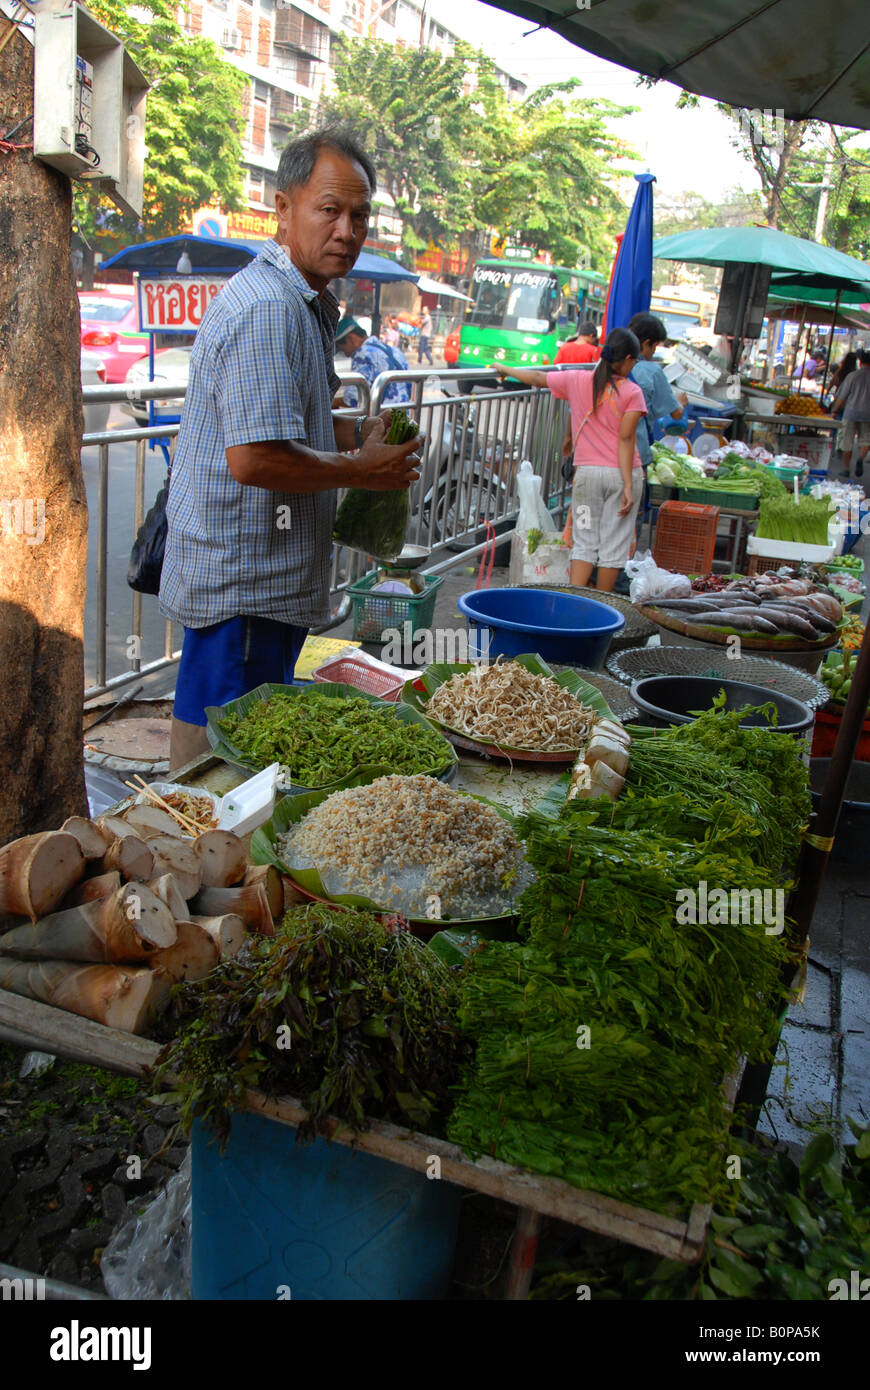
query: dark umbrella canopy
[
  {"left": 101, "top": 234, "right": 257, "bottom": 274},
  {"left": 481, "top": 1, "right": 870, "bottom": 126}
]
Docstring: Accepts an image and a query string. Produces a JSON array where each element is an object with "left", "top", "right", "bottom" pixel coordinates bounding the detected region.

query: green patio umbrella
[
  {"left": 653, "top": 226, "right": 870, "bottom": 294},
  {"left": 654, "top": 225, "right": 870, "bottom": 380},
  {"left": 480, "top": 1, "right": 870, "bottom": 126}
]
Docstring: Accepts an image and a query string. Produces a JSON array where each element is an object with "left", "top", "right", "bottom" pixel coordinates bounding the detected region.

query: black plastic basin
[{"left": 630, "top": 675, "right": 814, "bottom": 734}]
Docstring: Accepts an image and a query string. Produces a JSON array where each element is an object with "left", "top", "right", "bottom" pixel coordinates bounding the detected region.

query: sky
[{"left": 430, "top": 0, "right": 763, "bottom": 206}]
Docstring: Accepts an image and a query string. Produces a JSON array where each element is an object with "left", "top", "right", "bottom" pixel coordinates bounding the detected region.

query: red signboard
[{"left": 138, "top": 277, "right": 226, "bottom": 331}]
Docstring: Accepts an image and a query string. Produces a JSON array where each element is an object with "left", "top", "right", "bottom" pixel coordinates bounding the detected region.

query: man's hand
[
  {"left": 561, "top": 430, "right": 573, "bottom": 459},
  {"left": 354, "top": 417, "right": 422, "bottom": 491}
]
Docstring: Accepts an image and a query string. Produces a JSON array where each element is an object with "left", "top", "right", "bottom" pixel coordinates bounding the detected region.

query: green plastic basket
[
  {"left": 678, "top": 485, "right": 759, "bottom": 511},
  {"left": 647, "top": 483, "right": 676, "bottom": 504},
  {"left": 348, "top": 571, "right": 443, "bottom": 643}
]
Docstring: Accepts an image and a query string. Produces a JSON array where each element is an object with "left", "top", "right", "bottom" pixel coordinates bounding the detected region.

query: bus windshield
[{"left": 467, "top": 265, "right": 561, "bottom": 334}]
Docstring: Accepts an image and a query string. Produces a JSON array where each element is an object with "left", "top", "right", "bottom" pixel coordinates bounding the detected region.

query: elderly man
[
  {"left": 159, "top": 129, "right": 421, "bottom": 771},
  {"left": 335, "top": 316, "right": 412, "bottom": 410}
]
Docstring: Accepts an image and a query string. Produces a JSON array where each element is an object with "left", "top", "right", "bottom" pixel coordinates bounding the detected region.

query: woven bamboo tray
[
  {"left": 510, "top": 584, "right": 657, "bottom": 654},
  {"left": 606, "top": 645, "right": 831, "bottom": 710}
]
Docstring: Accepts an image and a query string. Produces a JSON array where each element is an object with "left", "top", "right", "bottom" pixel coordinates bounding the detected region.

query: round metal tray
[
  {"left": 507, "top": 584, "right": 656, "bottom": 653},
  {"left": 606, "top": 646, "right": 830, "bottom": 711}
]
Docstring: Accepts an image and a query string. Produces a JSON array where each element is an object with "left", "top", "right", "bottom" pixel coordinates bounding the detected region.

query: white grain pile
[{"left": 277, "top": 773, "right": 529, "bottom": 919}]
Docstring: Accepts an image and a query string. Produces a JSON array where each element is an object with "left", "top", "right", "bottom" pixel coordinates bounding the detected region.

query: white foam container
[
  {"left": 746, "top": 535, "right": 835, "bottom": 563},
  {"left": 216, "top": 763, "right": 280, "bottom": 836}
]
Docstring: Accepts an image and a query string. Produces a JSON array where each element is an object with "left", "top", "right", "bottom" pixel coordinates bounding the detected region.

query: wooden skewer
[{"left": 123, "top": 777, "right": 203, "bottom": 835}]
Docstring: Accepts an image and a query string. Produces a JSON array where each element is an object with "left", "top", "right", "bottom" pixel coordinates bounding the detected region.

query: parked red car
[{"left": 78, "top": 288, "right": 149, "bottom": 383}]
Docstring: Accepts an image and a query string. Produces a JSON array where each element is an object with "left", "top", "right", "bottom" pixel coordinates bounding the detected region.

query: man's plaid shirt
[{"left": 159, "top": 240, "right": 341, "bottom": 630}]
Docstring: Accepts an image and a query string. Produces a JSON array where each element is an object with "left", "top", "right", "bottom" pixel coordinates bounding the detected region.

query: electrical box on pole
[{"left": 33, "top": 2, "right": 148, "bottom": 217}]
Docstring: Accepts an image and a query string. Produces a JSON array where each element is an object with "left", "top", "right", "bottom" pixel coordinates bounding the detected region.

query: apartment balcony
[{"left": 273, "top": 10, "right": 330, "bottom": 62}]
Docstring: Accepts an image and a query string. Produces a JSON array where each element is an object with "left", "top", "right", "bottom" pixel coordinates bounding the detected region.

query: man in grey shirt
[{"left": 832, "top": 349, "right": 870, "bottom": 479}]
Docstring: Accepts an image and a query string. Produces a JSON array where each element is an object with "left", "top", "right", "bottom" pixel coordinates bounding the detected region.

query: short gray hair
[{"left": 276, "top": 128, "right": 377, "bottom": 197}]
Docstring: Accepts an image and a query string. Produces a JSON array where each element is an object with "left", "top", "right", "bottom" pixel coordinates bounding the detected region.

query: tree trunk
[{"left": 0, "top": 23, "right": 89, "bottom": 840}]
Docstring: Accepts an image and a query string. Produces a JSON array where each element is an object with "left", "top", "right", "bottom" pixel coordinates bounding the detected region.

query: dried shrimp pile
[
  {"left": 277, "top": 774, "right": 529, "bottom": 919},
  {"left": 425, "top": 659, "right": 597, "bottom": 751}
]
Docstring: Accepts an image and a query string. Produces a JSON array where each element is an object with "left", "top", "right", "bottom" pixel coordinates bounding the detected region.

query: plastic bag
[
  {"left": 333, "top": 487, "right": 409, "bottom": 563},
  {"left": 127, "top": 474, "right": 169, "bottom": 594},
  {"left": 516, "top": 460, "right": 554, "bottom": 534},
  {"left": 101, "top": 1153, "right": 191, "bottom": 1300},
  {"left": 625, "top": 550, "right": 692, "bottom": 605}
]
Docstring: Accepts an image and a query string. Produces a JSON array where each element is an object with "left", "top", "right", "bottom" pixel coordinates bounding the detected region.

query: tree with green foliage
[
  {"left": 290, "top": 36, "right": 635, "bottom": 273},
  {"left": 74, "top": 0, "right": 247, "bottom": 257}
]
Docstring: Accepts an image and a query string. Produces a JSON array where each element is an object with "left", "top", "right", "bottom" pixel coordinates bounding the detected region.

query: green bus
[{"left": 457, "top": 259, "right": 606, "bottom": 371}]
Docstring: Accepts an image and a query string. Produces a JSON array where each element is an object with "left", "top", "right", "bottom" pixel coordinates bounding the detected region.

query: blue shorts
[{"left": 174, "top": 615, "right": 309, "bottom": 726}]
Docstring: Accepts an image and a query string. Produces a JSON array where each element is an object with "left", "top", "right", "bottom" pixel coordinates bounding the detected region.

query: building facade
[{"left": 181, "top": 0, "right": 526, "bottom": 248}]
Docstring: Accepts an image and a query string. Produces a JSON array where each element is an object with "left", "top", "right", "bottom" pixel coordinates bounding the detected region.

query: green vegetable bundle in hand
[{"left": 333, "top": 408, "right": 419, "bottom": 561}]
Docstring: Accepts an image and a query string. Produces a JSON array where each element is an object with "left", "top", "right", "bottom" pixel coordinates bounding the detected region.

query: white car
[
  {"left": 122, "top": 347, "right": 192, "bottom": 427},
  {"left": 81, "top": 349, "right": 110, "bottom": 438}
]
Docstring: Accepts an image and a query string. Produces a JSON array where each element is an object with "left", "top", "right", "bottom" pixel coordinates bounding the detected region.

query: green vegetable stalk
[
  {"left": 755, "top": 493, "right": 835, "bottom": 546},
  {"left": 333, "top": 408, "right": 419, "bottom": 561},
  {"left": 219, "top": 688, "right": 451, "bottom": 786}
]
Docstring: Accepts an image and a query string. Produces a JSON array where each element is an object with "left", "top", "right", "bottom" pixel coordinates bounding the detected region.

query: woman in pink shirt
[{"left": 495, "top": 327, "right": 645, "bottom": 591}]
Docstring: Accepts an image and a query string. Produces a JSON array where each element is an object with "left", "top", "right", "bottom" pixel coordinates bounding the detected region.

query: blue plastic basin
[{"left": 457, "top": 587, "right": 625, "bottom": 668}]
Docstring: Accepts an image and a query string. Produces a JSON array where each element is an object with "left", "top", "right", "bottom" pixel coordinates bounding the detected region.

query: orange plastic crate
[
  {"left": 747, "top": 554, "right": 792, "bottom": 577},
  {"left": 653, "top": 501, "right": 720, "bottom": 576}
]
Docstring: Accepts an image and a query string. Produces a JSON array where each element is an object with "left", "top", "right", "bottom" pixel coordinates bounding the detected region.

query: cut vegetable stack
[{"left": 0, "top": 802, "right": 260, "bottom": 1035}]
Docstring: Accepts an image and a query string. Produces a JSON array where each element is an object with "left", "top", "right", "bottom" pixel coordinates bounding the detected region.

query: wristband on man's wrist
[{"left": 353, "top": 416, "right": 365, "bottom": 450}]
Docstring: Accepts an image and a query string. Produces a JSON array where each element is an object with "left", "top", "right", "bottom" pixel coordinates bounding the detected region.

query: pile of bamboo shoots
[{"left": 0, "top": 804, "right": 284, "bottom": 1035}]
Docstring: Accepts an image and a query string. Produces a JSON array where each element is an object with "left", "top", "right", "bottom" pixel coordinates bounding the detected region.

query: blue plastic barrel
[
  {"left": 191, "top": 1114, "right": 462, "bottom": 1300},
  {"left": 457, "top": 587, "right": 625, "bottom": 668}
]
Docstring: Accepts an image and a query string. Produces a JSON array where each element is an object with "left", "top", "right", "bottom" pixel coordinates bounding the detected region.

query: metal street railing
[{"left": 80, "top": 367, "right": 572, "bottom": 699}]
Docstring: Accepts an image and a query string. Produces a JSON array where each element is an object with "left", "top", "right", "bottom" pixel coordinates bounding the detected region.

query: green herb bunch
[
  {"left": 447, "top": 700, "right": 808, "bottom": 1214},
  {"left": 530, "top": 1123, "right": 870, "bottom": 1300},
  {"left": 154, "top": 906, "right": 470, "bottom": 1147},
  {"left": 333, "top": 408, "right": 419, "bottom": 560},
  {"left": 624, "top": 700, "right": 812, "bottom": 874}
]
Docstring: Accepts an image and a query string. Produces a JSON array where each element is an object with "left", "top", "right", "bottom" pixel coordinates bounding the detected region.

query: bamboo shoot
[
  {"left": 243, "top": 864, "right": 283, "bottom": 919},
  {"left": 190, "top": 883, "right": 274, "bottom": 936},
  {"left": 0, "top": 883, "right": 177, "bottom": 961},
  {"left": 103, "top": 835, "right": 154, "bottom": 884},
  {"left": 61, "top": 817, "right": 113, "bottom": 860},
  {"left": 0, "top": 832, "right": 86, "bottom": 921},
  {"left": 147, "top": 874, "right": 188, "bottom": 922},
  {"left": 65, "top": 870, "right": 122, "bottom": 907},
  {"left": 123, "top": 805, "right": 187, "bottom": 840},
  {"left": 147, "top": 837, "right": 202, "bottom": 901},
  {"left": 193, "top": 830, "right": 247, "bottom": 888},
  {"left": 148, "top": 920, "right": 219, "bottom": 983},
  {"left": 190, "top": 913, "right": 247, "bottom": 960},
  {"left": 0, "top": 958, "right": 169, "bottom": 1034}
]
